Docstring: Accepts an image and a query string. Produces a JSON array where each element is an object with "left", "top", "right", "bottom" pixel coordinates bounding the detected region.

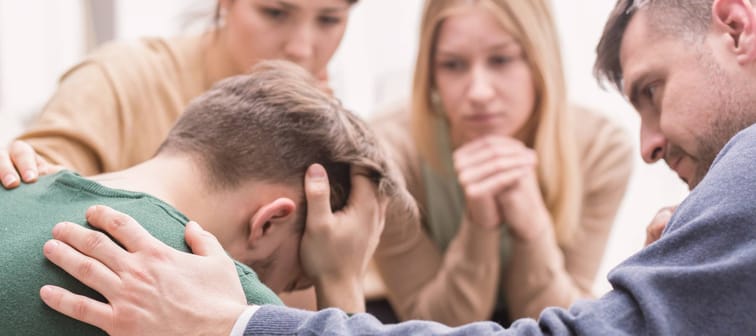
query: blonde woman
[
  {"left": 369, "top": 0, "right": 633, "bottom": 325},
  {"left": 0, "top": 0, "right": 357, "bottom": 183}
]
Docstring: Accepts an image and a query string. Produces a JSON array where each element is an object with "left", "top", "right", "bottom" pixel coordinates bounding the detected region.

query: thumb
[
  {"left": 185, "top": 221, "right": 226, "bottom": 256},
  {"left": 305, "top": 164, "right": 333, "bottom": 229}
]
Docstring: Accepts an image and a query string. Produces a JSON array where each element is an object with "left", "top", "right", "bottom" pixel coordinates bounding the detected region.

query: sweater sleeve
[
  {"left": 243, "top": 125, "right": 756, "bottom": 336},
  {"left": 369, "top": 107, "right": 501, "bottom": 325},
  {"left": 17, "top": 61, "right": 124, "bottom": 175},
  {"left": 16, "top": 37, "right": 195, "bottom": 176},
  {"left": 504, "top": 109, "right": 634, "bottom": 319}
]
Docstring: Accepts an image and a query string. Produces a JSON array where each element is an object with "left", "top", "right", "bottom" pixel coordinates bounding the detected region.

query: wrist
[
  {"left": 229, "top": 306, "right": 260, "bottom": 336},
  {"left": 509, "top": 208, "right": 552, "bottom": 244},
  {"left": 501, "top": 190, "right": 550, "bottom": 243},
  {"left": 210, "top": 303, "right": 249, "bottom": 336},
  {"left": 459, "top": 218, "right": 502, "bottom": 260},
  {"left": 314, "top": 274, "right": 365, "bottom": 312}
]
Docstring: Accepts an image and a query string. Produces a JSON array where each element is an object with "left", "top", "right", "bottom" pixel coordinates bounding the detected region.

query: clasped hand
[{"left": 453, "top": 135, "right": 546, "bottom": 240}]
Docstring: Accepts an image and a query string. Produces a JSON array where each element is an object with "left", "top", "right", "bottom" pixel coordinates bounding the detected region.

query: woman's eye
[
  {"left": 440, "top": 60, "right": 465, "bottom": 71},
  {"left": 262, "top": 7, "right": 287, "bottom": 20},
  {"left": 318, "top": 15, "right": 342, "bottom": 26},
  {"left": 490, "top": 55, "right": 512, "bottom": 66}
]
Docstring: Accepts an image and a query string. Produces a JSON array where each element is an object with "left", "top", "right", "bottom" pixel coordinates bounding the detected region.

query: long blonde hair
[{"left": 411, "top": 0, "right": 581, "bottom": 245}]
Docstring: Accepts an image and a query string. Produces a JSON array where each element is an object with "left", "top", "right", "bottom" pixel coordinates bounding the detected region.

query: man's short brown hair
[
  {"left": 158, "top": 60, "right": 415, "bottom": 230},
  {"left": 594, "top": 0, "right": 715, "bottom": 91}
]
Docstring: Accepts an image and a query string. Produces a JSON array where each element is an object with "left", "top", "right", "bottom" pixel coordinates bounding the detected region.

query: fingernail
[
  {"left": 52, "top": 222, "right": 65, "bottom": 237},
  {"left": 86, "top": 205, "right": 98, "bottom": 218},
  {"left": 24, "top": 170, "right": 37, "bottom": 181},
  {"left": 40, "top": 286, "right": 53, "bottom": 300},
  {"left": 43, "top": 240, "right": 59, "bottom": 254},
  {"left": 187, "top": 221, "right": 201, "bottom": 230},
  {"left": 2, "top": 174, "right": 18, "bottom": 186},
  {"left": 308, "top": 164, "right": 326, "bottom": 178}
]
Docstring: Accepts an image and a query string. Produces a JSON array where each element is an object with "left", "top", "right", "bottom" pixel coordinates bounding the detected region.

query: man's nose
[{"left": 640, "top": 122, "right": 667, "bottom": 163}]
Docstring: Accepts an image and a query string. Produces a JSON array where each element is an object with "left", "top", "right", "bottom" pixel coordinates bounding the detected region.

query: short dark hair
[
  {"left": 594, "top": 0, "right": 715, "bottom": 91},
  {"left": 158, "top": 60, "right": 413, "bottom": 231}
]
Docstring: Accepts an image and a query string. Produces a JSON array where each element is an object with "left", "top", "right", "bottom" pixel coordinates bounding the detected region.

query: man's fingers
[
  {"left": 644, "top": 225, "right": 663, "bottom": 246},
  {"left": 48, "top": 164, "right": 66, "bottom": 174},
  {"left": 346, "top": 172, "right": 381, "bottom": 208},
  {"left": 9, "top": 140, "right": 39, "bottom": 182},
  {"left": 42, "top": 238, "right": 122, "bottom": 297},
  {"left": 345, "top": 173, "right": 385, "bottom": 234},
  {"left": 51, "top": 222, "right": 131, "bottom": 274},
  {"left": 0, "top": 148, "right": 21, "bottom": 188},
  {"left": 305, "top": 164, "right": 333, "bottom": 228},
  {"left": 644, "top": 208, "right": 672, "bottom": 246},
  {"left": 39, "top": 285, "right": 113, "bottom": 333},
  {"left": 85, "top": 205, "right": 164, "bottom": 252},
  {"left": 184, "top": 221, "right": 227, "bottom": 257}
]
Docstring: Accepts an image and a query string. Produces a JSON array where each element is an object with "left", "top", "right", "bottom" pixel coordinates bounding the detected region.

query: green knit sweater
[{"left": 0, "top": 171, "right": 282, "bottom": 335}]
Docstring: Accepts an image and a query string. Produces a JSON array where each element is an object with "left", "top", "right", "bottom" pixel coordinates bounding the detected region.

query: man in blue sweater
[{"left": 35, "top": 0, "right": 756, "bottom": 334}]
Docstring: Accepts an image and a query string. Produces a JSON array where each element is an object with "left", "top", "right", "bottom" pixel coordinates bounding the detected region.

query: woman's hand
[
  {"left": 453, "top": 136, "right": 537, "bottom": 229},
  {"left": 495, "top": 167, "right": 550, "bottom": 241},
  {"left": 1, "top": 140, "right": 63, "bottom": 188}
]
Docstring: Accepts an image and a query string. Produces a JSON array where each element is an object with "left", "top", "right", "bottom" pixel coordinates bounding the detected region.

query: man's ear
[
  {"left": 248, "top": 198, "right": 297, "bottom": 243},
  {"left": 713, "top": 0, "right": 756, "bottom": 63}
]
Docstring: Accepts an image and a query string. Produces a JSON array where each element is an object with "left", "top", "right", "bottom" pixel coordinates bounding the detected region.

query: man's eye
[{"left": 644, "top": 83, "right": 658, "bottom": 100}]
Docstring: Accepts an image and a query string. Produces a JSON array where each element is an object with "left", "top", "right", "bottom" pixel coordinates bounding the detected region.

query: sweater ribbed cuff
[{"left": 244, "top": 305, "right": 316, "bottom": 335}]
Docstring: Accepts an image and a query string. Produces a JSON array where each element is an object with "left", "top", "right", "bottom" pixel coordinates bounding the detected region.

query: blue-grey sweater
[{"left": 246, "top": 124, "right": 756, "bottom": 335}]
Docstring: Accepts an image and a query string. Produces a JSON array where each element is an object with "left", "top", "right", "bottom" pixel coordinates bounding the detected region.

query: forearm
[
  {"left": 504, "top": 219, "right": 588, "bottom": 319},
  {"left": 17, "top": 62, "right": 127, "bottom": 176},
  {"left": 244, "top": 292, "right": 643, "bottom": 336},
  {"left": 245, "top": 305, "right": 512, "bottom": 335},
  {"left": 314, "top": 276, "right": 365, "bottom": 313},
  {"left": 19, "top": 132, "right": 102, "bottom": 175},
  {"left": 384, "top": 219, "right": 502, "bottom": 325}
]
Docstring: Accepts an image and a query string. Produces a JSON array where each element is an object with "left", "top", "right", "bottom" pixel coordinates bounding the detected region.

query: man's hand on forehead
[{"left": 299, "top": 163, "right": 387, "bottom": 312}]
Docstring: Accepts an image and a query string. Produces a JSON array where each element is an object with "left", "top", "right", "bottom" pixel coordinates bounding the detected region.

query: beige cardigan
[
  {"left": 18, "top": 35, "right": 212, "bottom": 175},
  {"left": 369, "top": 103, "right": 633, "bottom": 325}
]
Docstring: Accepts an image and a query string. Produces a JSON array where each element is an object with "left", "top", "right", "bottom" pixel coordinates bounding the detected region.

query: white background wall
[{"left": 0, "top": 0, "right": 688, "bottom": 295}]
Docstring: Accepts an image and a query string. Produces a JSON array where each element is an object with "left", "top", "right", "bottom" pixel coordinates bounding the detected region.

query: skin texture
[
  {"left": 435, "top": 7, "right": 546, "bottom": 240},
  {"left": 644, "top": 206, "right": 675, "bottom": 247},
  {"left": 0, "top": 140, "right": 62, "bottom": 188},
  {"left": 39, "top": 164, "right": 386, "bottom": 334},
  {"left": 619, "top": 4, "right": 756, "bottom": 190},
  {"left": 89, "top": 155, "right": 312, "bottom": 295},
  {"left": 31, "top": 0, "right": 756, "bottom": 334},
  {"left": 213, "top": 0, "right": 350, "bottom": 79},
  {"left": 434, "top": 7, "right": 535, "bottom": 148},
  {"left": 620, "top": 0, "right": 756, "bottom": 248},
  {"left": 1, "top": 0, "right": 354, "bottom": 189},
  {"left": 40, "top": 209, "right": 250, "bottom": 336}
]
